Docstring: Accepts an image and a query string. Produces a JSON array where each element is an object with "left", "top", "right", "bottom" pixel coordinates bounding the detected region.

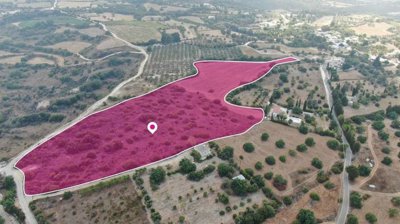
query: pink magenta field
[{"left": 16, "top": 57, "right": 297, "bottom": 195}]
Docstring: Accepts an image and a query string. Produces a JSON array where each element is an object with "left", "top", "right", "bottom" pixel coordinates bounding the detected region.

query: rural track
[
  {"left": 356, "top": 124, "right": 379, "bottom": 188},
  {"left": 0, "top": 18, "right": 149, "bottom": 224},
  {"left": 320, "top": 65, "right": 353, "bottom": 224}
]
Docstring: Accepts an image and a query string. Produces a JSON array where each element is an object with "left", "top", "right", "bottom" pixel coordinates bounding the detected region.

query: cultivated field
[{"left": 105, "top": 21, "right": 165, "bottom": 44}]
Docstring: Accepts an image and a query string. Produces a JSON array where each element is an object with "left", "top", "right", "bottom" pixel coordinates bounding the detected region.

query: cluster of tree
[
  {"left": 0, "top": 176, "right": 25, "bottom": 223},
  {"left": 345, "top": 165, "right": 371, "bottom": 181},
  {"left": 233, "top": 201, "right": 276, "bottom": 224},
  {"left": 149, "top": 167, "right": 166, "bottom": 189},
  {"left": 161, "top": 32, "right": 181, "bottom": 45},
  {"left": 12, "top": 112, "right": 65, "bottom": 127}
]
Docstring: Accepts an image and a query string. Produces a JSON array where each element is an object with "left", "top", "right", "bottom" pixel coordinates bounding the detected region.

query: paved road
[
  {"left": 320, "top": 65, "right": 353, "bottom": 224},
  {"left": 0, "top": 21, "right": 149, "bottom": 224}
]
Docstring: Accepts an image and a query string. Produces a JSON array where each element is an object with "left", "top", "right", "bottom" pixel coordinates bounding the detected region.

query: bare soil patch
[
  {"left": 27, "top": 57, "right": 55, "bottom": 65},
  {"left": 95, "top": 37, "right": 125, "bottom": 50},
  {"left": 351, "top": 22, "right": 394, "bottom": 37}
]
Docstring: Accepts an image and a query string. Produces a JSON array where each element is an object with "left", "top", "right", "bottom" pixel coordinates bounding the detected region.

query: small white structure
[
  {"left": 368, "top": 184, "right": 376, "bottom": 189},
  {"left": 232, "top": 175, "right": 246, "bottom": 180},
  {"left": 288, "top": 116, "right": 302, "bottom": 126}
]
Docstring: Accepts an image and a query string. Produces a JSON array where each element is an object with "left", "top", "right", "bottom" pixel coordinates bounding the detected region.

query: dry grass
[
  {"left": 351, "top": 22, "right": 394, "bottom": 37},
  {"left": 143, "top": 3, "right": 188, "bottom": 12},
  {"left": 31, "top": 178, "right": 150, "bottom": 224},
  {"left": 95, "top": 37, "right": 125, "bottom": 50},
  {"left": 178, "top": 16, "right": 204, "bottom": 24},
  {"left": 350, "top": 193, "right": 400, "bottom": 224},
  {"left": 86, "top": 12, "right": 135, "bottom": 22},
  {"left": 338, "top": 70, "right": 365, "bottom": 81},
  {"left": 50, "top": 41, "right": 91, "bottom": 54},
  {"left": 105, "top": 21, "right": 165, "bottom": 43},
  {"left": 269, "top": 175, "right": 341, "bottom": 223},
  {"left": 27, "top": 57, "right": 55, "bottom": 65},
  {"left": 141, "top": 155, "right": 266, "bottom": 224},
  {"left": 0, "top": 56, "right": 23, "bottom": 64},
  {"left": 78, "top": 27, "right": 105, "bottom": 37},
  {"left": 312, "top": 16, "right": 334, "bottom": 27},
  {"left": 216, "top": 121, "right": 341, "bottom": 196}
]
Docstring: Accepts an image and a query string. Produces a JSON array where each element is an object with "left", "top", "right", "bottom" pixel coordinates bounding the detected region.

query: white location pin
[{"left": 147, "top": 122, "right": 158, "bottom": 134}]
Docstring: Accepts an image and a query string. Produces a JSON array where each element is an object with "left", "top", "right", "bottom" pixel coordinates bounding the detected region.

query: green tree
[
  {"left": 296, "top": 209, "right": 316, "bottom": 224},
  {"left": 388, "top": 208, "right": 399, "bottom": 218},
  {"left": 346, "top": 214, "right": 359, "bottom": 224},
  {"left": 311, "top": 158, "right": 323, "bottom": 169},
  {"left": 309, "top": 192, "right": 320, "bottom": 201},
  {"left": 298, "top": 123, "right": 309, "bottom": 134},
  {"left": 272, "top": 175, "right": 287, "bottom": 191},
  {"left": 275, "top": 139, "right": 285, "bottom": 148},
  {"left": 62, "top": 191, "right": 73, "bottom": 200},
  {"left": 217, "top": 163, "right": 235, "bottom": 178},
  {"left": 305, "top": 137, "right": 315, "bottom": 147},
  {"left": 243, "top": 143, "right": 255, "bottom": 153},
  {"left": 150, "top": 167, "right": 166, "bottom": 186},
  {"left": 219, "top": 146, "right": 234, "bottom": 160},
  {"left": 350, "top": 192, "right": 363, "bottom": 209},
  {"left": 261, "top": 133, "right": 269, "bottom": 141},
  {"left": 346, "top": 165, "right": 359, "bottom": 181},
  {"left": 372, "top": 121, "right": 385, "bottom": 130},
  {"left": 231, "top": 179, "right": 249, "bottom": 196},
  {"left": 296, "top": 144, "right": 308, "bottom": 152},
  {"left": 217, "top": 193, "right": 229, "bottom": 204},
  {"left": 358, "top": 165, "right": 371, "bottom": 176},
  {"left": 327, "top": 139, "right": 340, "bottom": 150},
  {"left": 179, "top": 158, "right": 196, "bottom": 174},
  {"left": 265, "top": 156, "right": 276, "bottom": 165},
  {"left": 255, "top": 161, "right": 263, "bottom": 170},
  {"left": 382, "top": 156, "right": 393, "bottom": 166},
  {"left": 365, "top": 212, "right": 377, "bottom": 224}
]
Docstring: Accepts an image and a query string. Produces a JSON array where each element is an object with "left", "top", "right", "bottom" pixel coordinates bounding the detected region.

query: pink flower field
[{"left": 16, "top": 57, "right": 297, "bottom": 195}]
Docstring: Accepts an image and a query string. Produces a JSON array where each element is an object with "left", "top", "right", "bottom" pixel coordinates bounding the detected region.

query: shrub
[
  {"left": 283, "top": 196, "right": 292, "bottom": 206},
  {"left": 255, "top": 161, "right": 263, "bottom": 170},
  {"left": 309, "top": 192, "right": 320, "bottom": 201},
  {"left": 365, "top": 212, "right": 377, "bottom": 224},
  {"left": 327, "top": 139, "right": 340, "bottom": 150},
  {"left": 265, "top": 156, "right": 276, "bottom": 165},
  {"left": 272, "top": 175, "right": 287, "bottom": 191},
  {"left": 358, "top": 165, "right": 371, "bottom": 177},
  {"left": 264, "top": 172, "right": 273, "bottom": 180},
  {"left": 217, "top": 163, "right": 235, "bottom": 177},
  {"left": 324, "top": 181, "right": 335, "bottom": 190},
  {"left": 179, "top": 158, "right": 196, "bottom": 174},
  {"left": 381, "top": 147, "right": 391, "bottom": 154},
  {"left": 316, "top": 171, "right": 329, "bottom": 183},
  {"left": 279, "top": 155, "right": 286, "bottom": 163},
  {"left": 243, "top": 143, "right": 255, "bottom": 153},
  {"left": 305, "top": 137, "right": 315, "bottom": 147},
  {"left": 395, "top": 131, "right": 400, "bottom": 137},
  {"left": 203, "top": 165, "right": 216, "bottom": 174},
  {"left": 190, "top": 150, "right": 202, "bottom": 162},
  {"left": 219, "top": 146, "right": 234, "bottom": 160},
  {"left": 311, "top": 158, "right": 323, "bottom": 169},
  {"left": 391, "top": 120, "right": 400, "bottom": 129},
  {"left": 150, "top": 167, "right": 166, "bottom": 186},
  {"left": 378, "top": 130, "right": 389, "bottom": 141},
  {"left": 388, "top": 208, "right": 399, "bottom": 218},
  {"left": 357, "top": 135, "right": 367, "bottom": 144},
  {"left": 187, "top": 171, "right": 205, "bottom": 181},
  {"left": 261, "top": 133, "right": 269, "bottom": 141},
  {"left": 391, "top": 197, "right": 400, "bottom": 207},
  {"left": 381, "top": 156, "right": 393, "bottom": 166},
  {"left": 275, "top": 139, "right": 285, "bottom": 148},
  {"left": 217, "top": 193, "right": 229, "bottom": 205},
  {"left": 296, "top": 144, "right": 308, "bottom": 152},
  {"left": 350, "top": 192, "right": 362, "bottom": 209},
  {"left": 289, "top": 149, "right": 297, "bottom": 157},
  {"left": 62, "top": 191, "right": 73, "bottom": 200}
]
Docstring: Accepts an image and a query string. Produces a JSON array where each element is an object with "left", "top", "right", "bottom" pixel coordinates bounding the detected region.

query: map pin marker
[{"left": 147, "top": 122, "right": 158, "bottom": 134}]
